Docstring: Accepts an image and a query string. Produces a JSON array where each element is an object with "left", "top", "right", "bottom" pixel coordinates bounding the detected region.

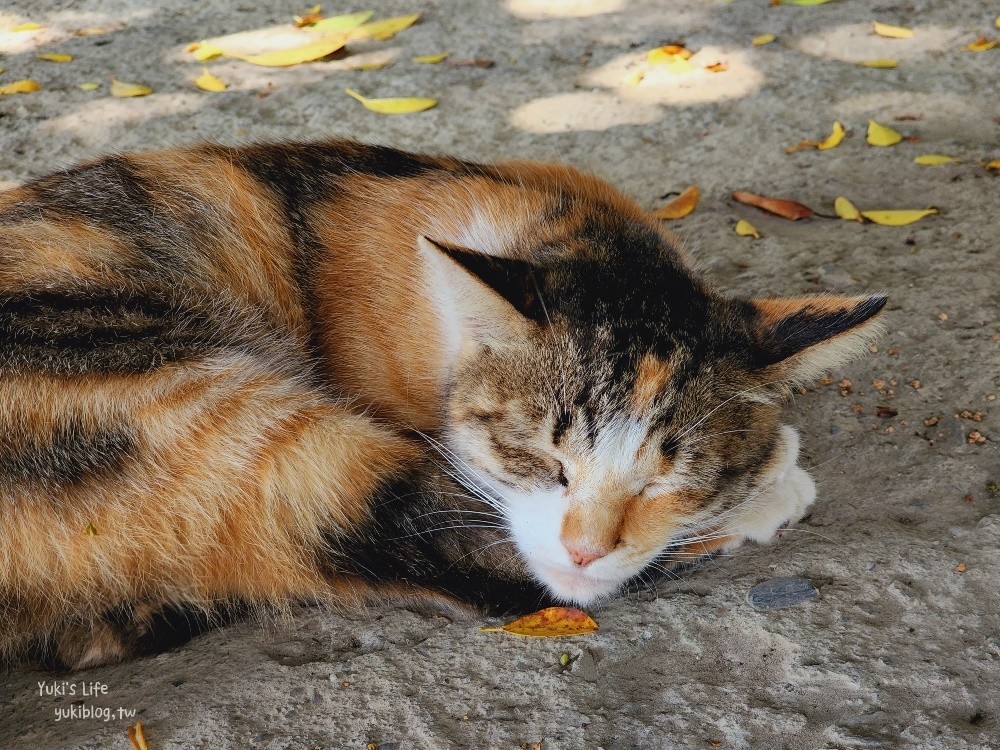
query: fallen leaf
[
  {"left": 705, "top": 61, "right": 728, "bottom": 72},
  {"left": 860, "top": 58, "right": 898, "bottom": 68},
  {"left": 873, "top": 22, "right": 913, "bottom": 39},
  {"left": 665, "top": 57, "right": 694, "bottom": 74},
  {"left": 79, "top": 82, "right": 100, "bottom": 91},
  {"left": 351, "top": 61, "right": 390, "bottom": 71},
  {"left": 236, "top": 35, "right": 347, "bottom": 66},
  {"left": 817, "top": 120, "right": 845, "bottom": 150},
  {"left": 344, "top": 87, "right": 437, "bottom": 114},
  {"left": 834, "top": 196, "right": 863, "bottom": 221},
  {"left": 732, "top": 191, "right": 813, "bottom": 220},
  {"left": 914, "top": 154, "right": 959, "bottom": 165},
  {"left": 623, "top": 69, "right": 645, "bottom": 86},
  {"left": 350, "top": 13, "right": 420, "bottom": 41},
  {"left": 36, "top": 52, "right": 73, "bottom": 62},
  {"left": 735, "top": 219, "right": 761, "bottom": 238},
  {"left": 776, "top": 0, "right": 834, "bottom": 5},
  {"left": 190, "top": 42, "right": 224, "bottom": 62},
  {"left": 127, "top": 721, "right": 149, "bottom": 750},
  {"left": 985, "top": 159, "right": 1000, "bottom": 170},
  {"left": 0, "top": 79, "right": 41, "bottom": 95},
  {"left": 413, "top": 53, "right": 449, "bottom": 64},
  {"left": 479, "top": 607, "right": 598, "bottom": 637},
  {"left": 11, "top": 22, "right": 43, "bottom": 32},
  {"left": 73, "top": 26, "right": 120, "bottom": 36},
  {"left": 84, "top": 522, "right": 98, "bottom": 535},
  {"left": 195, "top": 68, "right": 227, "bottom": 92},
  {"left": 647, "top": 45, "right": 693, "bottom": 64},
  {"left": 652, "top": 186, "right": 699, "bottom": 220},
  {"left": 293, "top": 5, "right": 324, "bottom": 27},
  {"left": 867, "top": 119, "right": 902, "bottom": 146},
  {"left": 313, "top": 10, "right": 375, "bottom": 31},
  {"left": 861, "top": 208, "right": 938, "bottom": 225},
  {"left": 965, "top": 36, "right": 1000, "bottom": 52},
  {"left": 752, "top": 34, "right": 776, "bottom": 46},
  {"left": 110, "top": 79, "right": 153, "bottom": 97}
]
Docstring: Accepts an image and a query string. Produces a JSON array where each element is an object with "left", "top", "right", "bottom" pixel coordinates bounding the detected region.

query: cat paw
[{"left": 718, "top": 426, "right": 817, "bottom": 551}]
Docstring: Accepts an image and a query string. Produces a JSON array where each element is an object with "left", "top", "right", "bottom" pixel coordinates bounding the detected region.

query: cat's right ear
[{"left": 416, "top": 236, "right": 541, "bottom": 351}]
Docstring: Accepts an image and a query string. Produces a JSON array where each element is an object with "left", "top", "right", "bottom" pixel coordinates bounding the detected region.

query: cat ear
[
  {"left": 416, "top": 235, "right": 541, "bottom": 350},
  {"left": 747, "top": 294, "right": 887, "bottom": 382}
]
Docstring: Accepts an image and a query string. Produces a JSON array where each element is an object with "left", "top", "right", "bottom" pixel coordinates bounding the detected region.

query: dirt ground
[{"left": 1, "top": 1, "right": 997, "bottom": 748}]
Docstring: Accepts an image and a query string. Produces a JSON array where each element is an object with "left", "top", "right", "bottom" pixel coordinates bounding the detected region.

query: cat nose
[{"left": 565, "top": 543, "right": 609, "bottom": 567}]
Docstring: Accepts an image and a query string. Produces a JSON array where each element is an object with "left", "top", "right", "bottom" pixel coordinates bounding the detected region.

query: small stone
[
  {"left": 924, "top": 416, "right": 939, "bottom": 427},
  {"left": 887, "top": 346, "right": 901, "bottom": 356},
  {"left": 875, "top": 406, "right": 898, "bottom": 418},
  {"left": 851, "top": 403, "right": 864, "bottom": 414},
  {"left": 957, "top": 409, "right": 983, "bottom": 422},
  {"left": 968, "top": 431, "right": 987, "bottom": 445},
  {"left": 838, "top": 379, "right": 854, "bottom": 396},
  {"left": 955, "top": 563, "right": 967, "bottom": 573},
  {"left": 937, "top": 312, "right": 949, "bottom": 321},
  {"left": 868, "top": 344, "right": 879, "bottom": 353},
  {"left": 908, "top": 379, "right": 922, "bottom": 389},
  {"left": 747, "top": 577, "right": 819, "bottom": 611},
  {"left": 570, "top": 649, "right": 599, "bottom": 682},
  {"left": 873, "top": 378, "right": 886, "bottom": 390},
  {"left": 816, "top": 264, "right": 856, "bottom": 289}
]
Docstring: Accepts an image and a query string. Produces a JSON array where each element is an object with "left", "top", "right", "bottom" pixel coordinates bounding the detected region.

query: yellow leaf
[
  {"left": 0, "top": 79, "right": 41, "bottom": 95},
  {"left": 914, "top": 154, "right": 958, "bottom": 165},
  {"left": 867, "top": 119, "right": 902, "bottom": 147},
  {"left": 352, "top": 61, "right": 390, "bottom": 71},
  {"left": 11, "top": 22, "right": 43, "bottom": 32},
  {"left": 986, "top": 159, "right": 1000, "bottom": 170},
  {"left": 666, "top": 57, "right": 694, "bottom": 74},
  {"left": 834, "top": 196, "right": 862, "bottom": 222},
  {"left": 965, "top": 36, "right": 1000, "bottom": 52},
  {"left": 996, "top": 15, "right": 1000, "bottom": 29},
  {"left": 191, "top": 42, "right": 224, "bottom": 62},
  {"left": 752, "top": 34, "right": 776, "bottom": 46},
  {"left": 313, "top": 10, "right": 375, "bottom": 31},
  {"left": 350, "top": 13, "right": 420, "bottom": 41},
  {"left": 195, "top": 69, "right": 227, "bottom": 92},
  {"left": 110, "top": 79, "right": 153, "bottom": 97},
  {"left": 735, "top": 219, "right": 761, "bottom": 238},
  {"left": 860, "top": 209, "right": 938, "bottom": 226},
  {"left": 860, "top": 59, "right": 898, "bottom": 68},
  {"left": 777, "top": 0, "right": 834, "bottom": 5},
  {"left": 651, "top": 186, "right": 699, "bottom": 220},
  {"left": 413, "top": 53, "right": 449, "bottom": 64},
  {"left": 705, "top": 61, "right": 728, "bottom": 73},
  {"left": 294, "top": 5, "right": 324, "bottom": 27},
  {"left": 84, "top": 522, "right": 98, "bottom": 536},
  {"left": 344, "top": 88, "right": 436, "bottom": 114},
  {"left": 78, "top": 82, "right": 100, "bottom": 91},
  {"left": 36, "top": 52, "right": 73, "bottom": 62},
  {"left": 127, "top": 721, "right": 149, "bottom": 750},
  {"left": 817, "top": 120, "right": 845, "bottom": 150},
  {"left": 647, "top": 45, "right": 693, "bottom": 64},
  {"left": 873, "top": 22, "right": 914, "bottom": 39},
  {"left": 479, "top": 607, "right": 599, "bottom": 637},
  {"left": 235, "top": 35, "right": 347, "bottom": 67},
  {"left": 623, "top": 69, "right": 645, "bottom": 86}
]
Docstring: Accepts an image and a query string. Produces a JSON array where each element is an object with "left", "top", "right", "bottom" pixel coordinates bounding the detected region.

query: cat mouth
[{"left": 535, "top": 562, "right": 623, "bottom": 605}]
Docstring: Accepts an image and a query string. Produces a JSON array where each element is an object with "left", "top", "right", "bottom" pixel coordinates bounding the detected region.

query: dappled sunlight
[
  {"left": 796, "top": 22, "right": 966, "bottom": 63},
  {"left": 510, "top": 90, "right": 660, "bottom": 133},
  {"left": 510, "top": 45, "right": 762, "bottom": 133},
  {"left": 37, "top": 93, "right": 205, "bottom": 147},
  {"left": 506, "top": 0, "right": 629, "bottom": 20},
  {"left": 0, "top": 10, "right": 145, "bottom": 54},
  {"left": 587, "top": 47, "right": 763, "bottom": 105}
]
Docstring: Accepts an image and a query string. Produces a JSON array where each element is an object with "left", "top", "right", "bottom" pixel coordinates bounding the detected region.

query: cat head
[{"left": 417, "top": 214, "right": 885, "bottom": 606}]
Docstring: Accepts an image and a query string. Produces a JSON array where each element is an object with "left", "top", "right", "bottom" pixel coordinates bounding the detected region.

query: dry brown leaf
[
  {"left": 480, "top": 607, "right": 598, "bottom": 637},
  {"left": 705, "top": 61, "right": 728, "bottom": 72},
  {"left": 652, "top": 186, "right": 699, "bottom": 220},
  {"left": 444, "top": 57, "right": 494, "bottom": 68},
  {"left": 732, "top": 191, "right": 813, "bottom": 220},
  {"left": 985, "top": 159, "right": 1000, "bottom": 170}
]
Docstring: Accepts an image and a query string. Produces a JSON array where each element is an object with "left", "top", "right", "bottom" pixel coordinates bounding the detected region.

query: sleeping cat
[{"left": 0, "top": 140, "right": 884, "bottom": 669}]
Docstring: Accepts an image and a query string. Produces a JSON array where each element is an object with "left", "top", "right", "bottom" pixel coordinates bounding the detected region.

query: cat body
[{"left": 0, "top": 140, "right": 884, "bottom": 669}]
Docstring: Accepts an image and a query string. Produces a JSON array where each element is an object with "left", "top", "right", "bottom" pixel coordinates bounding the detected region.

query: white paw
[{"left": 719, "top": 426, "right": 817, "bottom": 551}]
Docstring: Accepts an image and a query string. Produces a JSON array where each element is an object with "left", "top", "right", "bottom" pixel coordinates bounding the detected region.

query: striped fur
[{"left": 0, "top": 140, "right": 885, "bottom": 669}]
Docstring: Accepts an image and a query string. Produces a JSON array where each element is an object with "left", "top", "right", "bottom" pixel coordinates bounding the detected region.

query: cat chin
[{"left": 531, "top": 562, "right": 624, "bottom": 605}]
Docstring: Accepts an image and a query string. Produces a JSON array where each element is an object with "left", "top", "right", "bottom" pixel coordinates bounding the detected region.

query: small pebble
[{"left": 747, "top": 577, "right": 819, "bottom": 611}]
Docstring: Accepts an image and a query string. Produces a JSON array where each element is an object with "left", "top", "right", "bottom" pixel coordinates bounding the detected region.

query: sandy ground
[{"left": 1, "top": 1, "right": 998, "bottom": 748}]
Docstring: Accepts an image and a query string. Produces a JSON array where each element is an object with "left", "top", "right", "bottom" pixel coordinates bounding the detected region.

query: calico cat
[{"left": 0, "top": 140, "right": 885, "bottom": 670}]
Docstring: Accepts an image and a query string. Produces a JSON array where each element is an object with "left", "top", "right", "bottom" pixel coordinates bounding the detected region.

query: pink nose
[{"left": 566, "top": 545, "right": 609, "bottom": 567}]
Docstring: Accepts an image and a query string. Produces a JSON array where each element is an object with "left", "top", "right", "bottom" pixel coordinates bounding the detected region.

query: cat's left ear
[
  {"left": 416, "top": 235, "right": 544, "bottom": 349},
  {"left": 747, "top": 294, "right": 887, "bottom": 382}
]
